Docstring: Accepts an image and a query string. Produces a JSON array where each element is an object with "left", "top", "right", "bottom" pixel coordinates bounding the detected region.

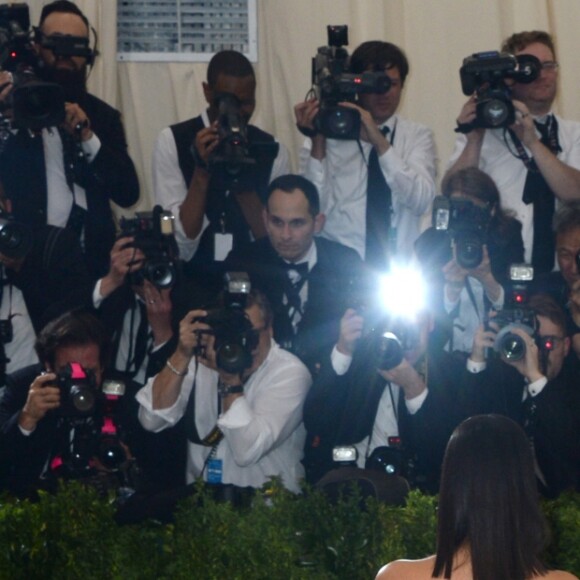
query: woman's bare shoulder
[
  {"left": 542, "top": 571, "right": 579, "bottom": 580},
  {"left": 375, "top": 556, "right": 436, "bottom": 580}
]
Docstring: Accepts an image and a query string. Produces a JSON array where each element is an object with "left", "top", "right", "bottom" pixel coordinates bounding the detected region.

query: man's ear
[
  {"left": 313, "top": 213, "right": 326, "bottom": 234},
  {"left": 202, "top": 81, "right": 213, "bottom": 105}
]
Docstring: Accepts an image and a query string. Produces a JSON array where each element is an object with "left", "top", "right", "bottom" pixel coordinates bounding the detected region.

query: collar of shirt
[{"left": 282, "top": 239, "right": 317, "bottom": 272}]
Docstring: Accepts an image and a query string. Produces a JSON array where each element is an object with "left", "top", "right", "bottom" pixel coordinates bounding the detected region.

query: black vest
[{"left": 170, "top": 116, "right": 277, "bottom": 280}]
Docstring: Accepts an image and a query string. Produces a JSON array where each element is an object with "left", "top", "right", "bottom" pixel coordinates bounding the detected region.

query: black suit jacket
[
  {"left": 0, "top": 92, "right": 140, "bottom": 279},
  {"left": 460, "top": 360, "right": 580, "bottom": 497},
  {"left": 6, "top": 225, "right": 95, "bottom": 333},
  {"left": 225, "top": 236, "right": 366, "bottom": 371}
]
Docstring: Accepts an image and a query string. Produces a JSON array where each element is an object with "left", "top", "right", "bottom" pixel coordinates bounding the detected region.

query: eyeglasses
[{"left": 540, "top": 61, "right": 559, "bottom": 72}]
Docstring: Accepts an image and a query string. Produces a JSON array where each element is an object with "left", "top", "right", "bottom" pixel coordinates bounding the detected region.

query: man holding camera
[
  {"left": 136, "top": 289, "right": 311, "bottom": 500},
  {"left": 464, "top": 293, "right": 580, "bottom": 497},
  {"left": 0, "top": 310, "right": 117, "bottom": 497},
  {"left": 302, "top": 291, "right": 462, "bottom": 492},
  {"left": 225, "top": 174, "right": 365, "bottom": 373},
  {"left": 446, "top": 30, "right": 580, "bottom": 274},
  {"left": 152, "top": 49, "right": 290, "bottom": 289},
  {"left": 295, "top": 40, "right": 437, "bottom": 268},
  {"left": 0, "top": 0, "right": 139, "bottom": 279}
]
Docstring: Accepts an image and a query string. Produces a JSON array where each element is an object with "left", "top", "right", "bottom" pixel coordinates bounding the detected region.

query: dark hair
[
  {"left": 35, "top": 309, "right": 110, "bottom": 370},
  {"left": 528, "top": 293, "right": 567, "bottom": 337},
  {"left": 433, "top": 415, "right": 547, "bottom": 580},
  {"left": 206, "top": 50, "right": 255, "bottom": 86},
  {"left": 553, "top": 201, "right": 580, "bottom": 238},
  {"left": 349, "top": 41, "right": 409, "bottom": 85},
  {"left": 39, "top": 0, "right": 89, "bottom": 32},
  {"left": 501, "top": 30, "right": 556, "bottom": 59},
  {"left": 442, "top": 167, "right": 514, "bottom": 236},
  {"left": 265, "top": 174, "right": 320, "bottom": 217}
]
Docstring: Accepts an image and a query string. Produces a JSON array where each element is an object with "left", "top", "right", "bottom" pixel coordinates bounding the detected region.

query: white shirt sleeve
[{"left": 152, "top": 127, "right": 206, "bottom": 262}]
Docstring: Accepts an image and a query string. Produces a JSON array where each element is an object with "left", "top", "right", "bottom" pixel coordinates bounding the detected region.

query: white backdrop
[{"left": 24, "top": 0, "right": 580, "bottom": 216}]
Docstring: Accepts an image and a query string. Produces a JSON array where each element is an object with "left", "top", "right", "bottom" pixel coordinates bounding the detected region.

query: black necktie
[
  {"left": 365, "top": 126, "right": 392, "bottom": 270},
  {"left": 521, "top": 116, "right": 560, "bottom": 274},
  {"left": 284, "top": 261, "right": 308, "bottom": 330}
]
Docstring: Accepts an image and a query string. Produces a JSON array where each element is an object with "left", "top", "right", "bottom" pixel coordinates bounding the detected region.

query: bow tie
[{"left": 283, "top": 261, "right": 309, "bottom": 276}]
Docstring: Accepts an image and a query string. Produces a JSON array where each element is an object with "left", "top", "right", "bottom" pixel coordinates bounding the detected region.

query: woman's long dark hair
[{"left": 433, "top": 415, "right": 548, "bottom": 580}]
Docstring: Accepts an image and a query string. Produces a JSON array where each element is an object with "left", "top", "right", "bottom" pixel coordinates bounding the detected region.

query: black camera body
[
  {"left": 0, "top": 3, "right": 65, "bottom": 130},
  {"left": 195, "top": 272, "right": 258, "bottom": 374},
  {"left": 119, "top": 205, "right": 178, "bottom": 290},
  {"left": 311, "top": 25, "right": 390, "bottom": 140},
  {"left": 459, "top": 51, "right": 540, "bottom": 130},
  {"left": 55, "top": 361, "right": 98, "bottom": 417},
  {"left": 431, "top": 195, "right": 493, "bottom": 270}
]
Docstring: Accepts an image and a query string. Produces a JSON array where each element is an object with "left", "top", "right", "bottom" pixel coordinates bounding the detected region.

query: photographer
[
  {"left": 415, "top": 167, "right": 524, "bottom": 354},
  {"left": 303, "top": 274, "right": 463, "bottom": 493},
  {"left": 0, "top": 1, "right": 139, "bottom": 279},
  {"left": 295, "top": 39, "right": 436, "bottom": 268},
  {"left": 446, "top": 30, "right": 580, "bottom": 275},
  {"left": 531, "top": 202, "right": 580, "bottom": 369},
  {"left": 136, "top": 289, "right": 311, "bottom": 502},
  {"left": 464, "top": 293, "right": 580, "bottom": 497},
  {"left": 225, "top": 174, "right": 366, "bottom": 374},
  {"left": 0, "top": 310, "right": 131, "bottom": 497},
  {"left": 152, "top": 49, "right": 290, "bottom": 289}
]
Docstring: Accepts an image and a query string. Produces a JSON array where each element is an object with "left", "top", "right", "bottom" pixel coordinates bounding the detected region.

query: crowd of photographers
[{"left": 0, "top": 1, "right": 578, "bottom": 522}]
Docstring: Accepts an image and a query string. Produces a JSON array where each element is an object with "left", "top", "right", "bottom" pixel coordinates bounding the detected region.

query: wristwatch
[{"left": 218, "top": 381, "right": 244, "bottom": 397}]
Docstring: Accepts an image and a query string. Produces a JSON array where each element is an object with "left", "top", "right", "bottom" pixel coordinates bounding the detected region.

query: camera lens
[
  {"left": 145, "top": 260, "right": 175, "bottom": 289},
  {"left": 216, "top": 342, "right": 251, "bottom": 374},
  {"left": 454, "top": 231, "right": 483, "bottom": 269},
  {"left": 317, "top": 106, "right": 361, "bottom": 140},
  {"left": 69, "top": 384, "right": 96, "bottom": 413},
  {"left": 499, "top": 332, "right": 526, "bottom": 360},
  {"left": 376, "top": 332, "right": 404, "bottom": 371}
]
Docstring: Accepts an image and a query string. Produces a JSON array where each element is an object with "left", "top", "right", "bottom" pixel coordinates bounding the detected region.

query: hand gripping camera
[
  {"left": 119, "top": 205, "right": 178, "bottom": 290},
  {"left": 309, "top": 25, "right": 391, "bottom": 140},
  {"left": 458, "top": 50, "right": 540, "bottom": 131}
]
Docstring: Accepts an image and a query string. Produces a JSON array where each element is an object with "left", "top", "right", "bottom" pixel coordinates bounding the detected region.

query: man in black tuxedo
[
  {"left": 465, "top": 293, "right": 580, "bottom": 497},
  {"left": 225, "top": 174, "right": 366, "bottom": 372},
  {"left": 0, "top": 1, "right": 139, "bottom": 278},
  {"left": 0, "top": 310, "right": 115, "bottom": 497}
]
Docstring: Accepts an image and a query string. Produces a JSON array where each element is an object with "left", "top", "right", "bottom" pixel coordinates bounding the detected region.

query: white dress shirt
[
  {"left": 152, "top": 110, "right": 291, "bottom": 262},
  {"left": 300, "top": 115, "right": 437, "bottom": 263},
  {"left": 137, "top": 339, "right": 312, "bottom": 493},
  {"left": 44, "top": 128, "right": 101, "bottom": 229}
]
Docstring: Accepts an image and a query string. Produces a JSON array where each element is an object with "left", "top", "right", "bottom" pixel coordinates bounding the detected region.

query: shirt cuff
[
  {"left": 93, "top": 279, "right": 104, "bottom": 308},
  {"left": 488, "top": 284, "right": 505, "bottom": 310},
  {"left": 18, "top": 424, "right": 34, "bottom": 436},
  {"left": 527, "top": 376, "right": 548, "bottom": 397},
  {"left": 331, "top": 345, "right": 352, "bottom": 376},
  {"left": 405, "top": 388, "right": 429, "bottom": 415},
  {"left": 81, "top": 133, "right": 101, "bottom": 161},
  {"left": 466, "top": 358, "right": 487, "bottom": 373}
]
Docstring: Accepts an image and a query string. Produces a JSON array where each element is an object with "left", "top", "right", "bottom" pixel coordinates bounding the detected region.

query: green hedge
[{"left": 0, "top": 481, "right": 578, "bottom": 579}]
